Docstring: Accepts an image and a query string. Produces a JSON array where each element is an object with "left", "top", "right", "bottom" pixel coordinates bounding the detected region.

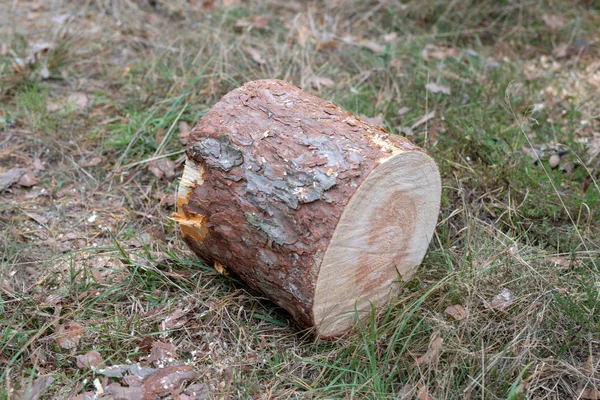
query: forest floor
[{"left": 1, "top": 0, "right": 600, "bottom": 399}]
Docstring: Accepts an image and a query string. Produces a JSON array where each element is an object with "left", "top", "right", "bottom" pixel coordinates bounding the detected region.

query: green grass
[{"left": 1, "top": 0, "right": 599, "bottom": 398}]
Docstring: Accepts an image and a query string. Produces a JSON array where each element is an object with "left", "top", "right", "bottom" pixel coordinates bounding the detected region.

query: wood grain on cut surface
[{"left": 175, "top": 79, "right": 441, "bottom": 337}]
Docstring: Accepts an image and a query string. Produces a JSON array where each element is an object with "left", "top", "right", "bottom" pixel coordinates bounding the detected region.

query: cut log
[{"left": 175, "top": 79, "right": 441, "bottom": 337}]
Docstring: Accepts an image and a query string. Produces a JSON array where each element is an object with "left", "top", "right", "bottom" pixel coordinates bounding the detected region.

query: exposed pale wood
[
  {"left": 313, "top": 151, "right": 441, "bottom": 337},
  {"left": 175, "top": 79, "right": 441, "bottom": 337}
]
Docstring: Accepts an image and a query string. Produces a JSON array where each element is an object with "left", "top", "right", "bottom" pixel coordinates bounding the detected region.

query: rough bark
[{"left": 175, "top": 79, "right": 441, "bottom": 337}]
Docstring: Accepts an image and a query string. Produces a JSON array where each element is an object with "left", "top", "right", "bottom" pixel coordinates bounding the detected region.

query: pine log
[{"left": 175, "top": 79, "right": 441, "bottom": 337}]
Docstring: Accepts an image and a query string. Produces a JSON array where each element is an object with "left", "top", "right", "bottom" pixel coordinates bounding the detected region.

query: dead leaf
[
  {"left": 359, "top": 114, "right": 386, "bottom": 129},
  {"left": 80, "top": 156, "right": 104, "bottom": 168},
  {"left": 384, "top": 32, "right": 398, "bottom": 43},
  {"left": 552, "top": 42, "right": 582, "bottom": 59},
  {"left": 148, "top": 159, "right": 176, "bottom": 180},
  {"left": 414, "top": 336, "right": 443, "bottom": 366},
  {"left": 25, "top": 211, "right": 48, "bottom": 225},
  {"left": 147, "top": 341, "right": 178, "bottom": 367},
  {"left": 486, "top": 57, "right": 500, "bottom": 68},
  {"left": 417, "top": 384, "right": 433, "bottom": 400},
  {"left": 542, "top": 14, "right": 565, "bottom": 30},
  {"left": 549, "top": 257, "right": 571, "bottom": 269},
  {"left": 486, "top": 288, "right": 514, "bottom": 310},
  {"left": 103, "top": 383, "right": 143, "bottom": 399},
  {"left": 214, "top": 261, "right": 229, "bottom": 275},
  {"left": 411, "top": 111, "right": 435, "bottom": 130},
  {"left": 397, "top": 106, "right": 410, "bottom": 116},
  {"left": 67, "top": 92, "right": 89, "bottom": 109},
  {"left": 33, "top": 158, "right": 45, "bottom": 171},
  {"left": 182, "top": 383, "right": 211, "bottom": 399},
  {"left": 143, "top": 365, "right": 198, "bottom": 397},
  {"left": 0, "top": 43, "right": 7, "bottom": 56},
  {"left": 13, "top": 375, "right": 54, "bottom": 400},
  {"left": 316, "top": 40, "right": 340, "bottom": 52},
  {"left": 586, "top": 133, "right": 600, "bottom": 161},
  {"left": 426, "top": 82, "right": 451, "bottom": 95},
  {"left": 397, "top": 383, "right": 416, "bottom": 398},
  {"left": 0, "top": 168, "right": 28, "bottom": 191},
  {"left": 357, "top": 39, "right": 384, "bottom": 54},
  {"left": 161, "top": 308, "right": 188, "bottom": 330},
  {"left": 18, "top": 169, "right": 38, "bottom": 187},
  {"left": 39, "top": 65, "right": 50, "bottom": 79},
  {"left": 309, "top": 76, "right": 335, "bottom": 89},
  {"left": 154, "top": 128, "right": 166, "bottom": 146},
  {"left": 56, "top": 321, "right": 84, "bottom": 349},
  {"left": 179, "top": 121, "right": 191, "bottom": 135},
  {"left": 421, "top": 44, "right": 458, "bottom": 61},
  {"left": 581, "top": 387, "right": 600, "bottom": 399},
  {"left": 51, "top": 13, "right": 70, "bottom": 25},
  {"left": 155, "top": 190, "right": 176, "bottom": 207},
  {"left": 179, "top": 122, "right": 191, "bottom": 145},
  {"left": 76, "top": 350, "right": 104, "bottom": 369},
  {"left": 235, "top": 15, "right": 270, "bottom": 29},
  {"left": 445, "top": 304, "right": 467, "bottom": 320},
  {"left": 583, "top": 355, "right": 595, "bottom": 377},
  {"left": 243, "top": 46, "right": 266, "bottom": 65}
]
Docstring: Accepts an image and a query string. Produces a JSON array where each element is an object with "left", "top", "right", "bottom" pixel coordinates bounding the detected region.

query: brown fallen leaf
[
  {"left": 103, "top": 383, "right": 144, "bottom": 399},
  {"left": 397, "top": 106, "right": 410, "bottom": 116},
  {"left": 214, "top": 260, "right": 229, "bottom": 275},
  {"left": 56, "top": 321, "right": 84, "bottom": 349},
  {"left": 0, "top": 43, "right": 7, "bottom": 56},
  {"left": 309, "top": 76, "right": 335, "bottom": 89},
  {"left": 33, "top": 158, "right": 45, "bottom": 171},
  {"left": 161, "top": 308, "right": 188, "bottom": 330},
  {"left": 25, "top": 211, "right": 48, "bottom": 226},
  {"left": 357, "top": 39, "right": 384, "bottom": 54},
  {"left": 179, "top": 121, "right": 191, "bottom": 144},
  {"left": 411, "top": 111, "right": 435, "bottom": 130},
  {"left": 234, "top": 15, "right": 270, "bottom": 29},
  {"left": 147, "top": 341, "right": 178, "bottom": 367},
  {"left": 148, "top": 159, "right": 176, "bottom": 180},
  {"left": 143, "top": 365, "right": 198, "bottom": 397},
  {"left": 486, "top": 288, "right": 514, "bottom": 310},
  {"left": 425, "top": 82, "right": 451, "bottom": 95},
  {"left": 549, "top": 257, "right": 571, "bottom": 269},
  {"left": 359, "top": 114, "right": 386, "bottom": 129},
  {"left": 421, "top": 44, "right": 458, "bottom": 61},
  {"left": 586, "top": 133, "right": 600, "bottom": 161},
  {"left": 13, "top": 375, "right": 54, "bottom": 400},
  {"left": 182, "top": 383, "right": 211, "bottom": 399},
  {"left": 80, "top": 156, "right": 104, "bottom": 168},
  {"left": 397, "top": 383, "right": 416, "bottom": 398},
  {"left": 154, "top": 128, "right": 166, "bottom": 146},
  {"left": 0, "top": 168, "right": 28, "bottom": 191},
  {"left": 76, "top": 350, "right": 104, "bottom": 369},
  {"left": 581, "top": 387, "right": 600, "bottom": 399},
  {"left": 583, "top": 355, "right": 595, "bottom": 377},
  {"left": 243, "top": 46, "right": 266, "bottom": 65},
  {"left": 417, "top": 384, "right": 433, "bottom": 400},
  {"left": 445, "top": 304, "right": 467, "bottom": 320},
  {"left": 414, "top": 336, "right": 443, "bottom": 366},
  {"left": 67, "top": 92, "right": 89, "bottom": 109},
  {"left": 542, "top": 14, "right": 565, "bottom": 30},
  {"left": 18, "top": 169, "right": 38, "bottom": 187},
  {"left": 384, "top": 32, "right": 398, "bottom": 43},
  {"left": 316, "top": 40, "right": 340, "bottom": 52}
]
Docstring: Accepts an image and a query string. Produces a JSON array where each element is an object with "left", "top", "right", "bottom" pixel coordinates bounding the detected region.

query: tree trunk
[{"left": 175, "top": 79, "right": 441, "bottom": 337}]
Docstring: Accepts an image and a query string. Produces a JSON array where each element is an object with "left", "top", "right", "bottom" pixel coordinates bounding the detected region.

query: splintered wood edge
[
  {"left": 174, "top": 159, "right": 208, "bottom": 244},
  {"left": 312, "top": 150, "right": 441, "bottom": 338}
]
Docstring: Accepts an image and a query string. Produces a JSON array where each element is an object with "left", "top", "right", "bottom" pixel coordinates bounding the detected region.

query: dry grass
[{"left": 1, "top": 0, "right": 600, "bottom": 399}]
